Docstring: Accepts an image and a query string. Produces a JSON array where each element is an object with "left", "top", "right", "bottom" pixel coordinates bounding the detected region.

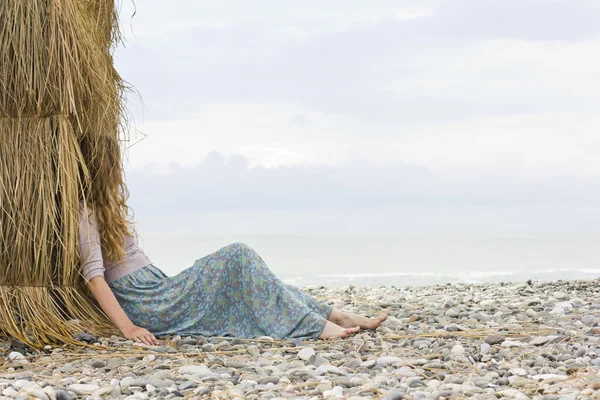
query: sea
[{"left": 137, "top": 233, "right": 600, "bottom": 288}]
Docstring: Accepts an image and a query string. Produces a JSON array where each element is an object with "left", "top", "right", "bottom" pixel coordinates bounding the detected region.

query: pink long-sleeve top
[{"left": 79, "top": 202, "right": 152, "bottom": 284}]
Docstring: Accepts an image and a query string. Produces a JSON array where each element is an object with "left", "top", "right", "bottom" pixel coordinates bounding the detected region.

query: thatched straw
[{"left": 0, "top": 0, "right": 128, "bottom": 346}]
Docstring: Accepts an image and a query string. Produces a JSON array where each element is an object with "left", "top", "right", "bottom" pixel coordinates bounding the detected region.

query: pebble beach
[{"left": 2, "top": 279, "right": 600, "bottom": 400}]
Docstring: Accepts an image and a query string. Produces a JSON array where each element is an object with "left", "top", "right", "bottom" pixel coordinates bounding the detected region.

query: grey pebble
[{"left": 485, "top": 335, "right": 506, "bottom": 345}]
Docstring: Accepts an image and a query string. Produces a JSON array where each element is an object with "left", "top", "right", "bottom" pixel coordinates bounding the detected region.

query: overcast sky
[{"left": 114, "top": 0, "right": 600, "bottom": 233}]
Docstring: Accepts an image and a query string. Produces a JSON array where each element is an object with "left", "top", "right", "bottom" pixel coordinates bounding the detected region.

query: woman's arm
[
  {"left": 79, "top": 203, "right": 158, "bottom": 346},
  {"left": 87, "top": 276, "right": 159, "bottom": 346}
]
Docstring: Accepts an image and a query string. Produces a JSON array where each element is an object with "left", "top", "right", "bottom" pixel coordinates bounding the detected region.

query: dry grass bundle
[{"left": 0, "top": 0, "right": 129, "bottom": 346}]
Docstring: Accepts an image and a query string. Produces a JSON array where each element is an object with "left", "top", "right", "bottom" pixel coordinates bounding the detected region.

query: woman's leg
[
  {"left": 286, "top": 284, "right": 387, "bottom": 329},
  {"left": 190, "top": 242, "right": 358, "bottom": 339},
  {"left": 328, "top": 308, "right": 388, "bottom": 330},
  {"left": 284, "top": 284, "right": 333, "bottom": 319}
]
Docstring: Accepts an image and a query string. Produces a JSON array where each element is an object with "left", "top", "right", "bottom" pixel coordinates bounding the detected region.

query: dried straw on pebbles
[{"left": 2, "top": 279, "right": 600, "bottom": 399}]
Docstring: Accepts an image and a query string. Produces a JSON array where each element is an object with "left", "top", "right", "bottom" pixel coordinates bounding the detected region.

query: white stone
[
  {"left": 394, "top": 368, "right": 417, "bottom": 378},
  {"left": 510, "top": 368, "right": 528, "bottom": 376},
  {"left": 8, "top": 352, "right": 28, "bottom": 364},
  {"left": 178, "top": 365, "right": 216, "bottom": 377},
  {"left": 451, "top": 344, "right": 465, "bottom": 354},
  {"left": 498, "top": 389, "right": 530, "bottom": 400},
  {"left": 360, "top": 360, "right": 376, "bottom": 368},
  {"left": 530, "top": 374, "right": 569, "bottom": 381},
  {"left": 24, "top": 388, "right": 49, "bottom": 400},
  {"left": 8, "top": 352, "right": 25, "bottom": 361},
  {"left": 480, "top": 343, "right": 491, "bottom": 354},
  {"left": 120, "top": 377, "right": 135, "bottom": 387},
  {"left": 42, "top": 386, "right": 56, "bottom": 400},
  {"left": 553, "top": 291, "right": 569, "bottom": 300},
  {"left": 2, "top": 388, "right": 18, "bottom": 397},
  {"left": 530, "top": 336, "right": 552, "bottom": 346},
  {"left": 323, "top": 386, "right": 344, "bottom": 398},
  {"left": 377, "top": 356, "right": 403, "bottom": 365},
  {"left": 93, "top": 386, "right": 119, "bottom": 397},
  {"left": 525, "top": 309, "right": 538, "bottom": 318},
  {"left": 554, "top": 301, "right": 573, "bottom": 311},
  {"left": 501, "top": 340, "right": 526, "bottom": 348},
  {"left": 123, "top": 395, "right": 145, "bottom": 400},
  {"left": 298, "top": 347, "right": 315, "bottom": 361},
  {"left": 427, "top": 379, "right": 442, "bottom": 389},
  {"left": 315, "top": 364, "right": 344, "bottom": 376},
  {"left": 13, "top": 380, "right": 36, "bottom": 390},
  {"left": 68, "top": 384, "right": 100, "bottom": 395}
]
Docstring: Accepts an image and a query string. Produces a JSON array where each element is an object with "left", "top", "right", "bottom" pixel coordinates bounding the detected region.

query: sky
[{"left": 113, "top": 0, "right": 600, "bottom": 233}]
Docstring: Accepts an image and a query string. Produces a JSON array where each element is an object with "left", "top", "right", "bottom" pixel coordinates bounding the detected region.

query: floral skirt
[{"left": 108, "top": 243, "right": 332, "bottom": 339}]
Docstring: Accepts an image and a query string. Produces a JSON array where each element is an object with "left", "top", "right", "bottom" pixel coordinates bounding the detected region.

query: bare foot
[
  {"left": 329, "top": 309, "right": 388, "bottom": 330},
  {"left": 318, "top": 321, "right": 360, "bottom": 339}
]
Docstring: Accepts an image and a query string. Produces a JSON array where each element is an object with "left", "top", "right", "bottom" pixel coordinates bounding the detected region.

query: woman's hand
[
  {"left": 121, "top": 325, "right": 160, "bottom": 346},
  {"left": 85, "top": 277, "right": 161, "bottom": 347}
]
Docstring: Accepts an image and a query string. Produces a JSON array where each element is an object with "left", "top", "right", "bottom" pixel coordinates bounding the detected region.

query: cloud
[
  {"left": 126, "top": 151, "right": 599, "bottom": 212},
  {"left": 122, "top": 103, "right": 600, "bottom": 178},
  {"left": 112, "top": 1, "right": 600, "bottom": 234},
  {"left": 115, "top": 0, "right": 600, "bottom": 125},
  {"left": 124, "top": 152, "right": 600, "bottom": 233},
  {"left": 432, "top": 0, "right": 600, "bottom": 41}
]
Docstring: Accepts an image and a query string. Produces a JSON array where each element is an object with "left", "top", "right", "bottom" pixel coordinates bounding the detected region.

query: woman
[{"left": 79, "top": 136, "right": 387, "bottom": 346}]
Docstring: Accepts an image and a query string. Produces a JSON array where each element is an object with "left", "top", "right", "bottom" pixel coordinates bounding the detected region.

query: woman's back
[{"left": 79, "top": 202, "right": 151, "bottom": 284}]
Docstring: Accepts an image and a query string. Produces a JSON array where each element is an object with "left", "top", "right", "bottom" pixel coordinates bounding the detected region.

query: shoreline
[{"left": 1, "top": 278, "right": 600, "bottom": 399}]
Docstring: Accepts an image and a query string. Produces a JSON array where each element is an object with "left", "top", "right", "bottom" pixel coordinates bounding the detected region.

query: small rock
[
  {"left": 377, "top": 356, "right": 403, "bottom": 365},
  {"left": 480, "top": 343, "right": 491, "bottom": 354},
  {"left": 195, "top": 386, "right": 211, "bottom": 396},
  {"left": 575, "top": 347, "right": 587, "bottom": 357},
  {"left": 92, "top": 386, "right": 119, "bottom": 397},
  {"left": 315, "top": 364, "right": 344, "bottom": 375},
  {"left": 247, "top": 345, "right": 260, "bottom": 356},
  {"left": 55, "top": 390, "right": 73, "bottom": 400},
  {"left": 502, "top": 340, "right": 526, "bottom": 348},
  {"left": 298, "top": 347, "right": 315, "bottom": 361},
  {"left": 13, "top": 380, "right": 35, "bottom": 390},
  {"left": 68, "top": 384, "right": 99, "bottom": 395},
  {"left": 224, "top": 360, "right": 247, "bottom": 368},
  {"left": 451, "top": 344, "right": 465, "bottom": 354},
  {"left": 485, "top": 335, "right": 506, "bottom": 345},
  {"left": 3, "top": 388, "right": 18, "bottom": 397},
  {"left": 178, "top": 365, "right": 216, "bottom": 377},
  {"left": 381, "top": 389, "right": 405, "bottom": 400},
  {"left": 309, "top": 354, "right": 329, "bottom": 367},
  {"left": 530, "top": 336, "right": 552, "bottom": 346},
  {"left": 73, "top": 332, "right": 97, "bottom": 343},
  {"left": 445, "top": 308, "right": 461, "bottom": 317},
  {"left": 510, "top": 367, "right": 528, "bottom": 376},
  {"left": 8, "top": 352, "right": 27, "bottom": 363},
  {"left": 582, "top": 315, "right": 596, "bottom": 326},
  {"left": 121, "top": 377, "right": 135, "bottom": 388},
  {"left": 323, "top": 386, "right": 344, "bottom": 398},
  {"left": 179, "top": 381, "right": 196, "bottom": 391}
]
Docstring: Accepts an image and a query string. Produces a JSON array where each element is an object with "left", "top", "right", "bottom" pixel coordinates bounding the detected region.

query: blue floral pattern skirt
[{"left": 108, "top": 243, "right": 332, "bottom": 339}]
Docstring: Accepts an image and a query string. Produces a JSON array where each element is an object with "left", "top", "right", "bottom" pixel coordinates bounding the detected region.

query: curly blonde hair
[{"left": 79, "top": 135, "right": 132, "bottom": 263}]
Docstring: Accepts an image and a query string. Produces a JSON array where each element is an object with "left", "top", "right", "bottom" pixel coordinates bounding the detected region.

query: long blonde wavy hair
[{"left": 79, "top": 134, "right": 132, "bottom": 263}]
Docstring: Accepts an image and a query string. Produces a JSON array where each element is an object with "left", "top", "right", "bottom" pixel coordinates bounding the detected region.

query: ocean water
[{"left": 137, "top": 233, "right": 600, "bottom": 288}]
